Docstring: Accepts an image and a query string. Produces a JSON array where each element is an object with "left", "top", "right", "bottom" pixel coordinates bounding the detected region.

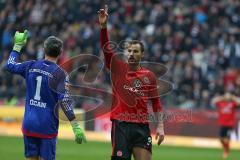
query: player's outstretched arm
[
  {"left": 98, "top": 5, "right": 115, "bottom": 69},
  {"left": 4, "top": 30, "right": 33, "bottom": 77}
]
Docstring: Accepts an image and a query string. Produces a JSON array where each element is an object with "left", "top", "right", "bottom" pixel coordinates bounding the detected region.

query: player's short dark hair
[
  {"left": 44, "top": 36, "right": 63, "bottom": 58},
  {"left": 127, "top": 40, "right": 144, "bottom": 53}
]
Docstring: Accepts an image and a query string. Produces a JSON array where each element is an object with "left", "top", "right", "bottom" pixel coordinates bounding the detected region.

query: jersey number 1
[{"left": 34, "top": 76, "right": 42, "bottom": 100}]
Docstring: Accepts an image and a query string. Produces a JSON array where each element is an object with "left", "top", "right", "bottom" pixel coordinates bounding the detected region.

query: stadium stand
[{"left": 0, "top": 0, "right": 240, "bottom": 110}]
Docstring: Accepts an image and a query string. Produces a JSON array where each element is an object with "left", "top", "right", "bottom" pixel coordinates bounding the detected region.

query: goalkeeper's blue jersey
[{"left": 5, "top": 51, "right": 75, "bottom": 138}]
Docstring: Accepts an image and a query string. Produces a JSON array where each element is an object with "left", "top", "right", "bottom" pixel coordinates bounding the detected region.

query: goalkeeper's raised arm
[{"left": 4, "top": 30, "right": 35, "bottom": 77}]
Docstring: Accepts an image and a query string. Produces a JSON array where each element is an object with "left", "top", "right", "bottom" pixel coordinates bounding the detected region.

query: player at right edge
[{"left": 212, "top": 91, "right": 240, "bottom": 159}]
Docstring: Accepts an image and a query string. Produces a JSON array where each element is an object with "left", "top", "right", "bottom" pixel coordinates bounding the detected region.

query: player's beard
[
  {"left": 128, "top": 57, "right": 135, "bottom": 63},
  {"left": 128, "top": 57, "right": 137, "bottom": 64},
  {"left": 128, "top": 58, "right": 141, "bottom": 70}
]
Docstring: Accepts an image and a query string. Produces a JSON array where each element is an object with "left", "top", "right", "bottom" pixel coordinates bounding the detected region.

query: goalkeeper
[{"left": 4, "top": 30, "right": 86, "bottom": 160}]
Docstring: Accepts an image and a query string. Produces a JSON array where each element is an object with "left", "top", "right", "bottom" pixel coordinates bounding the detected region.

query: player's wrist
[
  {"left": 71, "top": 121, "right": 83, "bottom": 135},
  {"left": 70, "top": 120, "right": 80, "bottom": 129},
  {"left": 100, "top": 23, "right": 107, "bottom": 29},
  {"left": 13, "top": 44, "right": 23, "bottom": 53}
]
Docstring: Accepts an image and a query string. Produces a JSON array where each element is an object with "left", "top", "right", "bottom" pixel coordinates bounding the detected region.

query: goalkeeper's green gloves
[
  {"left": 71, "top": 121, "right": 87, "bottom": 144},
  {"left": 13, "top": 30, "right": 28, "bottom": 52}
]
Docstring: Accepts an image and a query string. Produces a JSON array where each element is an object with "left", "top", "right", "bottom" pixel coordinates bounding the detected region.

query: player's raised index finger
[{"left": 105, "top": 5, "right": 108, "bottom": 13}]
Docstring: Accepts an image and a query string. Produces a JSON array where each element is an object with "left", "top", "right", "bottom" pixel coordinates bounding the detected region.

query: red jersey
[
  {"left": 215, "top": 100, "right": 237, "bottom": 127},
  {"left": 100, "top": 28, "right": 162, "bottom": 123}
]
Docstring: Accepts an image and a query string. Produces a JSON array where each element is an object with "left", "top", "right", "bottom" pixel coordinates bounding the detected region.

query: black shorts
[
  {"left": 111, "top": 120, "right": 152, "bottom": 160},
  {"left": 220, "top": 126, "right": 233, "bottom": 138}
]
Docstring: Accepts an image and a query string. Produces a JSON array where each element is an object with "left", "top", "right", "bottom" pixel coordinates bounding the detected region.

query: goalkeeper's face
[{"left": 126, "top": 43, "right": 144, "bottom": 65}]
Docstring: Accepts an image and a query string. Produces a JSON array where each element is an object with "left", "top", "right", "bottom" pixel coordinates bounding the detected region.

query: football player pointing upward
[{"left": 98, "top": 5, "right": 164, "bottom": 160}]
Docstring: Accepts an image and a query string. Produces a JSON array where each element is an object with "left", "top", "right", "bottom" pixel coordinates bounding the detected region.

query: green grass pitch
[{"left": 0, "top": 136, "right": 238, "bottom": 160}]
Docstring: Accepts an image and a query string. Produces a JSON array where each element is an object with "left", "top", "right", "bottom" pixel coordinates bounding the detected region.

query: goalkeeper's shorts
[{"left": 23, "top": 135, "right": 56, "bottom": 160}]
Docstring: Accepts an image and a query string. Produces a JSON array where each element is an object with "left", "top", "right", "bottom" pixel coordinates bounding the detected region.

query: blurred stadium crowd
[{"left": 0, "top": 0, "right": 240, "bottom": 109}]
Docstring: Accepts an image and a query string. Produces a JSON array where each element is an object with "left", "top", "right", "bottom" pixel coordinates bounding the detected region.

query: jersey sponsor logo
[
  {"left": 123, "top": 85, "right": 144, "bottom": 96},
  {"left": 30, "top": 99, "right": 47, "bottom": 108},
  {"left": 122, "top": 79, "right": 145, "bottom": 96}
]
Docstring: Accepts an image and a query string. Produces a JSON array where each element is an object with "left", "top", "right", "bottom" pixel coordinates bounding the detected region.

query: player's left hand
[
  {"left": 71, "top": 121, "right": 87, "bottom": 144},
  {"left": 13, "top": 30, "right": 28, "bottom": 52},
  {"left": 74, "top": 127, "right": 87, "bottom": 144},
  {"left": 155, "top": 127, "right": 164, "bottom": 146}
]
